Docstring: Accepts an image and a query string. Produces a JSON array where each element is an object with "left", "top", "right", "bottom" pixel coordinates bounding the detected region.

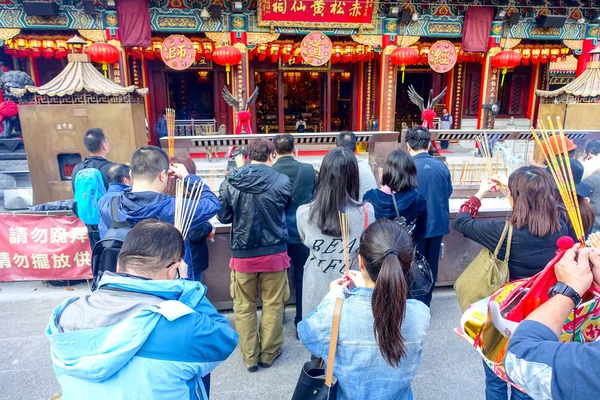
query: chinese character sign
[
  {"left": 428, "top": 40, "right": 458, "bottom": 73},
  {"left": 301, "top": 33, "right": 332, "bottom": 67},
  {"left": 161, "top": 35, "right": 196, "bottom": 71},
  {"left": 0, "top": 214, "right": 92, "bottom": 282},
  {"left": 259, "top": 0, "right": 378, "bottom": 29}
]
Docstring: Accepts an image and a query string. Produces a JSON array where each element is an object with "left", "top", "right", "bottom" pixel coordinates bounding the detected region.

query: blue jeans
[{"left": 483, "top": 360, "right": 532, "bottom": 400}]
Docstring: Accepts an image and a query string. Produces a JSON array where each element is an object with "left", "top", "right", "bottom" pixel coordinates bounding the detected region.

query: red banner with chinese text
[
  {"left": 0, "top": 214, "right": 92, "bottom": 282},
  {"left": 258, "top": 0, "right": 378, "bottom": 29}
]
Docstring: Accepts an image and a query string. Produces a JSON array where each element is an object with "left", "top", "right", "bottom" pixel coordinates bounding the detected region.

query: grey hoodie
[{"left": 297, "top": 202, "right": 374, "bottom": 319}]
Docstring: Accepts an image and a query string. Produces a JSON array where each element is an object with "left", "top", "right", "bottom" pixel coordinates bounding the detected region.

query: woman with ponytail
[{"left": 298, "top": 219, "right": 430, "bottom": 400}]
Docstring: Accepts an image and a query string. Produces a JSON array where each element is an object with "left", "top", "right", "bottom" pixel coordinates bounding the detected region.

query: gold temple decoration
[
  {"left": 500, "top": 38, "right": 521, "bottom": 49},
  {"left": 205, "top": 32, "right": 230, "bottom": 45},
  {"left": 562, "top": 39, "right": 583, "bottom": 51},
  {"left": 247, "top": 33, "right": 280, "bottom": 46},
  {"left": 0, "top": 29, "right": 20, "bottom": 41},
  {"left": 398, "top": 36, "right": 420, "bottom": 47},
  {"left": 78, "top": 30, "right": 106, "bottom": 43},
  {"left": 351, "top": 34, "right": 382, "bottom": 47}
]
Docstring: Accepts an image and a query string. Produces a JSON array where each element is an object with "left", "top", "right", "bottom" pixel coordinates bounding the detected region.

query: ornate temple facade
[{"left": 0, "top": 0, "right": 597, "bottom": 143}]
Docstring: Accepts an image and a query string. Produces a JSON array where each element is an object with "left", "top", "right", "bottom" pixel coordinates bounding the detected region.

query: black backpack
[{"left": 91, "top": 196, "right": 133, "bottom": 290}]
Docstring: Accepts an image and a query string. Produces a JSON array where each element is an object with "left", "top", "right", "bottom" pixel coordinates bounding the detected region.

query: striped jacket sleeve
[{"left": 505, "top": 320, "right": 600, "bottom": 400}]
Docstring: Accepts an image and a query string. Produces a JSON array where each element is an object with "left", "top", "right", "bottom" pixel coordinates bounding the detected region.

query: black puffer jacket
[{"left": 218, "top": 164, "right": 292, "bottom": 258}]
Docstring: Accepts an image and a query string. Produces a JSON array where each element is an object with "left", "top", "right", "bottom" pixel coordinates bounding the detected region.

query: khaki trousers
[{"left": 230, "top": 269, "right": 290, "bottom": 367}]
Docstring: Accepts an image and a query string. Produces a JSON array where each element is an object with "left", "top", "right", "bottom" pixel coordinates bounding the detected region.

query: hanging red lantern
[
  {"left": 212, "top": 45, "right": 242, "bottom": 84},
  {"left": 390, "top": 47, "right": 418, "bottom": 83},
  {"left": 86, "top": 42, "right": 120, "bottom": 77},
  {"left": 491, "top": 50, "right": 521, "bottom": 86}
]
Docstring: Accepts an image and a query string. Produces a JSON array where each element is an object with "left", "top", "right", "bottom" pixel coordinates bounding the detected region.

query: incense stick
[
  {"left": 174, "top": 177, "right": 206, "bottom": 241},
  {"left": 555, "top": 116, "right": 584, "bottom": 241},
  {"left": 338, "top": 211, "right": 350, "bottom": 274},
  {"left": 166, "top": 108, "right": 176, "bottom": 159},
  {"left": 182, "top": 183, "right": 205, "bottom": 240},
  {"left": 531, "top": 117, "right": 585, "bottom": 244}
]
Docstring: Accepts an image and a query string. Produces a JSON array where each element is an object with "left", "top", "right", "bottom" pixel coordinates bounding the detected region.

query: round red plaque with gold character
[
  {"left": 301, "top": 32, "right": 332, "bottom": 67},
  {"left": 161, "top": 35, "right": 196, "bottom": 71},
  {"left": 428, "top": 40, "right": 457, "bottom": 73}
]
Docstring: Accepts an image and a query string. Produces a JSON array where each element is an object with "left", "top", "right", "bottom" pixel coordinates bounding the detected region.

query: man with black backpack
[
  {"left": 95, "top": 146, "right": 220, "bottom": 284},
  {"left": 72, "top": 128, "right": 114, "bottom": 249}
]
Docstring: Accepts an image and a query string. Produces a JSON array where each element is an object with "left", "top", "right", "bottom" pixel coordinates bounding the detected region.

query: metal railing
[
  {"left": 403, "top": 129, "right": 600, "bottom": 143},
  {"left": 165, "top": 131, "right": 394, "bottom": 148},
  {"left": 174, "top": 119, "right": 217, "bottom": 136}
]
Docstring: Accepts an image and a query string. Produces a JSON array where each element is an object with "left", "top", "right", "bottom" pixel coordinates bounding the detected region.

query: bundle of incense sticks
[
  {"left": 234, "top": 153, "right": 245, "bottom": 168},
  {"left": 451, "top": 162, "right": 508, "bottom": 185},
  {"left": 338, "top": 211, "right": 350, "bottom": 274},
  {"left": 174, "top": 178, "right": 205, "bottom": 241},
  {"left": 166, "top": 108, "right": 176, "bottom": 159},
  {"left": 476, "top": 133, "right": 494, "bottom": 177},
  {"left": 531, "top": 116, "right": 585, "bottom": 244}
]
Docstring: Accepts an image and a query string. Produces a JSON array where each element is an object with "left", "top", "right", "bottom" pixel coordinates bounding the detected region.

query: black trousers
[
  {"left": 415, "top": 235, "right": 443, "bottom": 307},
  {"left": 287, "top": 243, "right": 310, "bottom": 326}
]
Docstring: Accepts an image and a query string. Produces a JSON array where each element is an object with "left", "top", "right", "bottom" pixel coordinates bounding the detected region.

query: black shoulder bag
[{"left": 391, "top": 193, "right": 435, "bottom": 297}]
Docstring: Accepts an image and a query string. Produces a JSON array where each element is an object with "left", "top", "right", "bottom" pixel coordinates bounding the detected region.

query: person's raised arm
[
  {"left": 505, "top": 247, "right": 600, "bottom": 399},
  {"left": 452, "top": 178, "right": 505, "bottom": 251}
]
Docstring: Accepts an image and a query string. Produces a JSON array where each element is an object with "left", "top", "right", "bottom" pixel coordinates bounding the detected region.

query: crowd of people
[{"left": 44, "top": 126, "right": 600, "bottom": 400}]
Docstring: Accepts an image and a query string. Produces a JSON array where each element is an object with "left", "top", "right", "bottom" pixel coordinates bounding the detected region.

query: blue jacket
[
  {"left": 46, "top": 272, "right": 238, "bottom": 400},
  {"left": 299, "top": 287, "right": 430, "bottom": 400},
  {"left": 363, "top": 188, "right": 428, "bottom": 241},
  {"left": 505, "top": 320, "right": 600, "bottom": 400},
  {"left": 97, "top": 183, "right": 130, "bottom": 238},
  {"left": 413, "top": 153, "right": 453, "bottom": 238},
  {"left": 99, "top": 175, "right": 220, "bottom": 276}
]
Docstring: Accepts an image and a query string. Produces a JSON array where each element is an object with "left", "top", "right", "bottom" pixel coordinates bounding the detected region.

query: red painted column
[
  {"left": 527, "top": 63, "right": 542, "bottom": 124},
  {"left": 477, "top": 38, "right": 500, "bottom": 129},
  {"left": 356, "top": 61, "right": 364, "bottom": 131},
  {"left": 576, "top": 39, "right": 595, "bottom": 77},
  {"left": 378, "top": 35, "right": 397, "bottom": 131}
]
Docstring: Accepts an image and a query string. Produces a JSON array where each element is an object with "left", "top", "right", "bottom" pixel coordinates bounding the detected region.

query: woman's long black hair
[
  {"left": 359, "top": 219, "right": 413, "bottom": 367},
  {"left": 309, "top": 147, "right": 360, "bottom": 236}
]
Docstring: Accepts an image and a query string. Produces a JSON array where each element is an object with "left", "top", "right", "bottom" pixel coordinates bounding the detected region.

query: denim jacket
[{"left": 298, "top": 287, "right": 430, "bottom": 400}]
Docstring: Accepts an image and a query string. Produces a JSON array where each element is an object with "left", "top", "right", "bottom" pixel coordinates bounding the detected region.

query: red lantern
[
  {"left": 86, "top": 42, "right": 120, "bottom": 77},
  {"left": 491, "top": 50, "right": 521, "bottom": 86},
  {"left": 390, "top": 47, "right": 418, "bottom": 83},
  {"left": 212, "top": 45, "right": 242, "bottom": 84}
]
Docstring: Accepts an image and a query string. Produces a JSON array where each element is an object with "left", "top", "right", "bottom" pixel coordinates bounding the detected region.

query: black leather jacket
[{"left": 218, "top": 164, "right": 292, "bottom": 258}]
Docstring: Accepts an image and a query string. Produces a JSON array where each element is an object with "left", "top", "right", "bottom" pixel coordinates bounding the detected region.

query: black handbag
[
  {"left": 391, "top": 193, "right": 435, "bottom": 297},
  {"left": 292, "top": 297, "right": 343, "bottom": 400}
]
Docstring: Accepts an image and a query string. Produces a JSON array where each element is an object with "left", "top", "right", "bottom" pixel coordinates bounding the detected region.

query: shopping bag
[{"left": 454, "top": 222, "right": 513, "bottom": 313}]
